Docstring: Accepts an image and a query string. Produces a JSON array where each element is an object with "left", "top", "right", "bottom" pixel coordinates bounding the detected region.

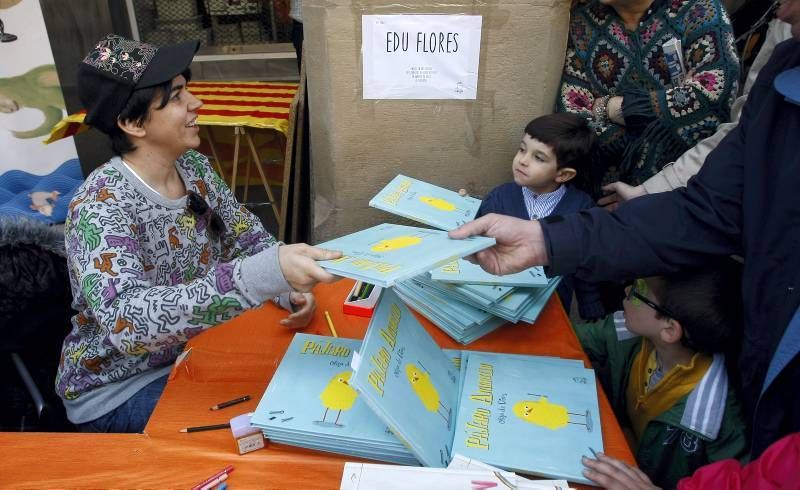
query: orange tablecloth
[
  {"left": 0, "top": 280, "right": 634, "bottom": 489},
  {"left": 45, "top": 81, "right": 299, "bottom": 143}
]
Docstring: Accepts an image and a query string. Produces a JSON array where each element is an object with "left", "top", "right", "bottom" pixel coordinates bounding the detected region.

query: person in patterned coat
[
  {"left": 56, "top": 35, "right": 341, "bottom": 432},
  {"left": 557, "top": 0, "right": 740, "bottom": 199}
]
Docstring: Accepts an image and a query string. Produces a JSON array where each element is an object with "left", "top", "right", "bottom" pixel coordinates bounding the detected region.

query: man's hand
[
  {"left": 280, "top": 292, "right": 316, "bottom": 328},
  {"left": 582, "top": 453, "right": 659, "bottom": 490},
  {"left": 448, "top": 214, "right": 548, "bottom": 275},
  {"left": 278, "top": 243, "right": 342, "bottom": 292},
  {"left": 598, "top": 181, "right": 647, "bottom": 211}
]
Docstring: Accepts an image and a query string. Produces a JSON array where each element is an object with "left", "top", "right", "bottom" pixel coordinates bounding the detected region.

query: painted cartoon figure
[
  {"left": 318, "top": 371, "right": 358, "bottom": 426},
  {"left": 512, "top": 394, "right": 593, "bottom": 432},
  {"left": 28, "top": 190, "right": 60, "bottom": 216},
  {"left": 370, "top": 235, "right": 422, "bottom": 252},
  {"left": 405, "top": 363, "right": 452, "bottom": 428},
  {"left": 0, "top": 20, "right": 15, "bottom": 43},
  {"left": 0, "top": 65, "right": 65, "bottom": 138}
]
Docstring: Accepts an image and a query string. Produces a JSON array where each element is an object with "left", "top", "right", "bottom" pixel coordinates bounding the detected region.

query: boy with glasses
[{"left": 572, "top": 261, "right": 748, "bottom": 488}]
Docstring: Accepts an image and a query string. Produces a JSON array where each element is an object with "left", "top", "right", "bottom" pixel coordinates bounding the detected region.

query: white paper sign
[{"left": 362, "top": 15, "right": 482, "bottom": 100}]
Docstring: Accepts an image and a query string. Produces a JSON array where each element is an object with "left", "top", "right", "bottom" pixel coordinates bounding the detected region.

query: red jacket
[{"left": 678, "top": 433, "right": 800, "bottom": 489}]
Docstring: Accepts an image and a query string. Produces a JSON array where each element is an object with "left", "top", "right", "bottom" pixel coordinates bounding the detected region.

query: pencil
[
  {"left": 191, "top": 465, "right": 234, "bottom": 490},
  {"left": 210, "top": 394, "right": 251, "bottom": 410},
  {"left": 361, "top": 283, "right": 374, "bottom": 299},
  {"left": 324, "top": 310, "right": 338, "bottom": 337},
  {"left": 179, "top": 423, "right": 231, "bottom": 433}
]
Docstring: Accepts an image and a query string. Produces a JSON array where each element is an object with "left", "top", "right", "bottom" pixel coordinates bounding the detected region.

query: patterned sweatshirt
[
  {"left": 557, "top": 0, "right": 740, "bottom": 198},
  {"left": 57, "top": 150, "right": 292, "bottom": 424}
]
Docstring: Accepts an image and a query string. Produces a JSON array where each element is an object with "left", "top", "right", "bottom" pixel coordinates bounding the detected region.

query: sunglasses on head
[{"left": 186, "top": 190, "right": 226, "bottom": 240}]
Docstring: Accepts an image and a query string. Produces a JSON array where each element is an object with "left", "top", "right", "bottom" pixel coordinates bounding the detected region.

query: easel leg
[
  {"left": 231, "top": 126, "right": 241, "bottom": 199},
  {"left": 244, "top": 128, "right": 282, "bottom": 230},
  {"left": 244, "top": 152, "right": 251, "bottom": 203},
  {"left": 202, "top": 126, "right": 225, "bottom": 182}
]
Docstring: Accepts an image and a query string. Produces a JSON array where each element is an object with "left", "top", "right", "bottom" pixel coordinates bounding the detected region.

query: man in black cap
[{"left": 56, "top": 35, "right": 340, "bottom": 433}]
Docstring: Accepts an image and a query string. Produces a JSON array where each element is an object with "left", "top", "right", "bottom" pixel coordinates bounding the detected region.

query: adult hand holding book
[{"left": 448, "top": 213, "right": 548, "bottom": 276}]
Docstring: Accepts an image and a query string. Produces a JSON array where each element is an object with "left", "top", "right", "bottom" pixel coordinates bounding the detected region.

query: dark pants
[{"left": 77, "top": 374, "right": 168, "bottom": 433}]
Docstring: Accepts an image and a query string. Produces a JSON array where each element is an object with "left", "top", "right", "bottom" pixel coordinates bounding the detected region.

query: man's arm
[
  {"left": 542, "top": 124, "right": 744, "bottom": 282},
  {"left": 450, "top": 99, "right": 747, "bottom": 281}
]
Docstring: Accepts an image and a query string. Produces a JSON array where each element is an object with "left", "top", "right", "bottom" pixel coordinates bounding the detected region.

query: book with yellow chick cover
[
  {"left": 369, "top": 174, "right": 482, "bottom": 231},
  {"left": 350, "top": 289, "right": 603, "bottom": 485},
  {"left": 315, "top": 223, "right": 495, "bottom": 288},
  {"left": 250, "top": 333, "right": 418, "bottom": 465}
]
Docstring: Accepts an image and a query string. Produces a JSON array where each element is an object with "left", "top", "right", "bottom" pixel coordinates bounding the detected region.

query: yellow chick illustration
[
  {"left": 371, "top": 235, "right": 423, "bottom": 252},
  {"left": 405, "top": 363, "right": 452, "bottom": 427},
  {"left": 512, "top": 395, "right": 591, "bottom": 431},
  {"left": 419, "top": 196, "right": 456, "bottom": 212},
  {"left": 318, "top": 371, "right": 358, "bottom": 426}
]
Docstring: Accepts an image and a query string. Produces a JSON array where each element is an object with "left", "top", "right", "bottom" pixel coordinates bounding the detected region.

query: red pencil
[{"left": 191, "top": 464, "right": 234, "bottom": 490}]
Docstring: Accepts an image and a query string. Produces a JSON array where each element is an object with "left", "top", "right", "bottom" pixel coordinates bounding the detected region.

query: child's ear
[
  {"left": 555, "top": 167, "right": 577, "bottom": 183},
  {"left": 659, "top": 318, "right": 684, "bottom": 345},
  {"left": 117, "top": 117, "right": 146, "bottom": 139}
]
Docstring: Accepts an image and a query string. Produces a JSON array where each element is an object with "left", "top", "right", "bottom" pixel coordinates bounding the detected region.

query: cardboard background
[{"left": 304, "top": 1, "right": 571, "bottom": 241}]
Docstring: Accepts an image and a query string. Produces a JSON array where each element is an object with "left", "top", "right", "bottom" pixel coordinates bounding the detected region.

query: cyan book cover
[
  {"left": 369, "top": 174, "right": 482, "bottom": 231},
  {"left": 452, "top": 351, "right": 603, "bottom": 484},
  {"left": 350, "top": 288, "right": 460, "bottom": 467},
  {"left": 315, "top": 223, "right": 495, "bottom": 287},
  {"left": 430, "top": 259, "right": 549, "bottom": 287},
  {"left": 250, "top": 333, "right": 415, "bottom": 464}
]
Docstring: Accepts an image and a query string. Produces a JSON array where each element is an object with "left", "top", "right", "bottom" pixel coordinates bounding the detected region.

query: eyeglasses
[
  {"left": 626, "top": 278, "right": 697, "bottom": 348},
  {"left": 625, "top": 279, "right": 677, "bottom": 319},
  {"left": 186, "top": 190, "right": 226, "bottom": 240}
]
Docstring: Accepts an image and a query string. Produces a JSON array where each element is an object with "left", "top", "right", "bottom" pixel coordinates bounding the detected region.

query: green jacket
[{"left": 574, "top": 314, "right": 748, "bottom": 489}]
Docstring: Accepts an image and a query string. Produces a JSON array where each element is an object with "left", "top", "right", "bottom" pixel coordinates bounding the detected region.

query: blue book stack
[
  {"left": 250, "top": 334, "right": 418, "bottom": 465},
  {"left": 349, "top": 290, "right": 604, "bottom": 485}
]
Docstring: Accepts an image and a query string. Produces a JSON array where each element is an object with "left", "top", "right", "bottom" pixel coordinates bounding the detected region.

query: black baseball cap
[{"left": 78, "top": 34, "right": 200, "bottom": 133}]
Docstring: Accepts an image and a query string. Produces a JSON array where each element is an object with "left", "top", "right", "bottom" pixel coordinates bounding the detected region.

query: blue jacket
[
  {"left": 477, "top": 183, "right": 605, "bottom": 320},
  {"left": 540, "top": 40, "right": 800, "bottom": 457}
]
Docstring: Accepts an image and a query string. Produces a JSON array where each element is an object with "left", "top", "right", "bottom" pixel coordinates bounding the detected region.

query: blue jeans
[{"left": 78, "top": 374, "right": 168, "bottom": 433}]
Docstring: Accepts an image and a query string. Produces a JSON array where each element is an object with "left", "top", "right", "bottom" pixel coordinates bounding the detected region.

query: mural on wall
[{"left": 0, "top": 0, "right": 82, "bottom": 223}]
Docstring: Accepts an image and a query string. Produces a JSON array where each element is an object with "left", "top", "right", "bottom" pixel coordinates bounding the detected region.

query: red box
[{"left": 342, "top": 281, "right": 382, "bottom": 317}]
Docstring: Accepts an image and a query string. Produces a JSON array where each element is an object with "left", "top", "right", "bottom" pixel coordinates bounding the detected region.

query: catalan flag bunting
[{"left": 45, "top": 81, "right": 298, "bottom": 144}]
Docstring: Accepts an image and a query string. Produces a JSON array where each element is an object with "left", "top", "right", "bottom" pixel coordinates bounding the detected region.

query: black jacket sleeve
[{"left": 540, "top": 87, "right": 749, "bottom": 282}]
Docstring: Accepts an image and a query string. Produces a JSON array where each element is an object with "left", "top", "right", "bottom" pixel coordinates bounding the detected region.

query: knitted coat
[{"left": 557, "top": 0, "right": 740, "bottom": 198}]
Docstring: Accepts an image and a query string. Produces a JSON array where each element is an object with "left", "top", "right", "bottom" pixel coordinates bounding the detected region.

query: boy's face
[
  {"left": 512, "top": 134, "right": 571, "bottom": 194},
  {"left": 622, "top": 278, "right": 669, "bottom": 339}
]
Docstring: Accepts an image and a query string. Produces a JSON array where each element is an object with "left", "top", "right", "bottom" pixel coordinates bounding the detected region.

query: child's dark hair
[
  {"left": 107, "top": 68, "right": 192, "bottom": 155},
  {"left": 649, "top": 259, "right": 743, "bottom": 355},
  {"left": 524, "top": 113, "right": 595, "bottom": 175}
]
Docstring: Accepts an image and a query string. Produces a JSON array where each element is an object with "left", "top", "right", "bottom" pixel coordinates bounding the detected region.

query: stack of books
[
  {"left": 250, "top": 333, "right": 418, "bottom": 465},
  {"left": 251, "top": 290, "right": 603, "bottom": 484},
  {"left": 315, "top": 174, "right": 561, "bottom": 344},
  {"left": 395, "top": 273, "right": 560, "bottom": 344}
]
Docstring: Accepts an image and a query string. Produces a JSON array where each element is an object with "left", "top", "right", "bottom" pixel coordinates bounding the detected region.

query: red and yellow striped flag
[{"left": 45, "top": 81, "right": 299, "bottom": 144}]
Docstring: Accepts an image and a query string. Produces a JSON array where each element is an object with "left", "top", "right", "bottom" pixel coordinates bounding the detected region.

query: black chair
[{"left": 0, "top": 218, "right": 75, "bottom": 431}]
